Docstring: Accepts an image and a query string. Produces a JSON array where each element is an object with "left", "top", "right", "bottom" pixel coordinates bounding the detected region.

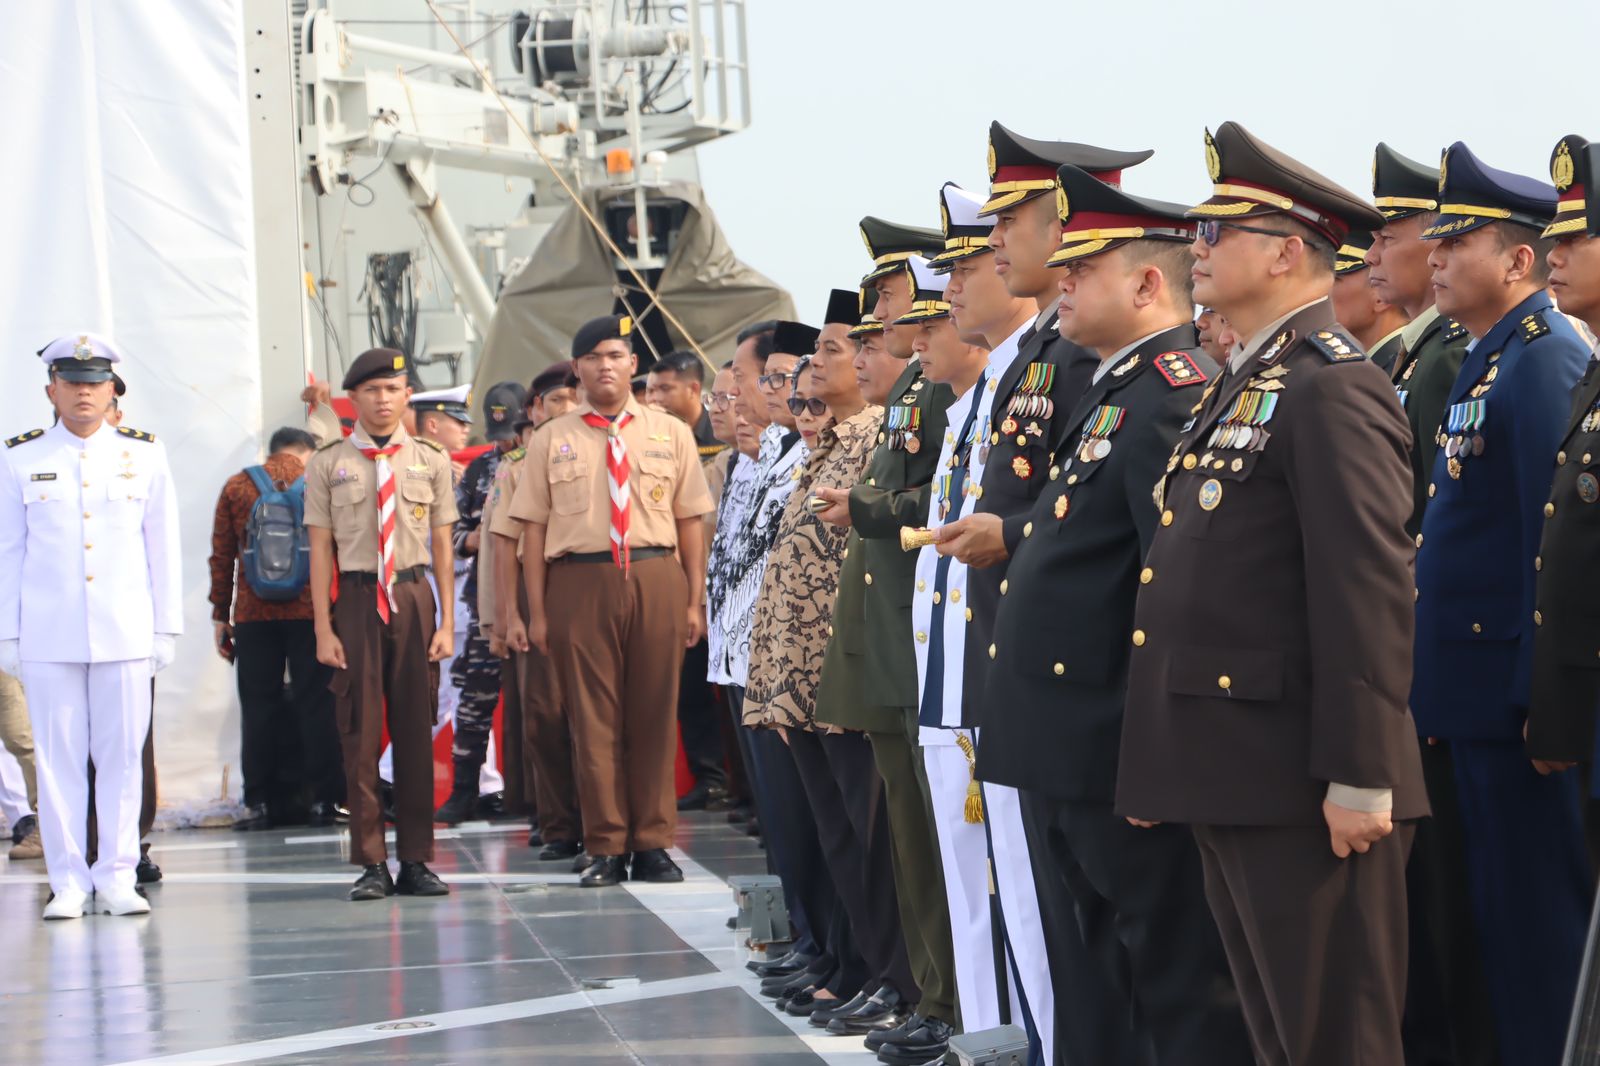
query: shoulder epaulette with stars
[
  {"left": 503, "top": 446, "right": 526, "bottom": 463},
  {"left": 1442, "top": 318, "right": 1470, "bottom": 343},
  {"left": 415, "top": 436, "right": 446, "bottom": 453},
  {"left": 1153, "top": 351, "right": 1207, "bottom": 388},
  {"left": 115, "top": 426, "right": 156, "bottom": 442},
  {"left": 5, "top": 428, "right": 42, "bottom": 448},
  {"left": 1307, "top": 329, "right": 1365, "bottom": 363},
  {"left": 1521, "top": 311, "right": 1552, "bottom": 342}
]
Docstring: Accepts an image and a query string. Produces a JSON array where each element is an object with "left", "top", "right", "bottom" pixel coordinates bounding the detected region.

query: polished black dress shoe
[
  {"left": 539, "top": 839, "right": 582, "bottom": 861},
  {"left": 395, "top": 861, "right": 450, "bottom": 896},
  {"left": 135, "top": 850, "right": 162, "bottom": 884},
  {"left": 808, "top": 987, "right": 870, "bottom": 1027},
  {"left": 306, "top": 802, "right": 349, "bottom": 828},
  {"left": 866, "top": 1012, "right": 921, "bottom": 1052},
  {"left": 676, "top": 781, "right": 712, "bottom": 811},
  {"left": 578, "top": 855, "right": 629, "bottom": 887},
  {"left": 749, "top": 948, "right": 814, "bottom": 977},
  {"left": 874, "top": 1014, "right": 954, "bottom": 1065},
  {"left": 476, "top": 792, "right": 507, "bottom": 820},
  {"left": 784, "top": 988, "right": 836, "bottom": 1016},
  {"left": 233, "top": 804, "right": 271, "bottom": 832},
  {"left": 571, "top": 849, "right": 592, "bottom": 874},
  {"left": 349, "top": 863, "right": 395, "bottom": 901},
  {"left": 526, "top": 825, "right": 544, "bottom": 848},
  {"left": 629, "top": 849, "right": 683, "bottom": 883},
  {"left": 704, "top": 785, "right": 736, "bottom": 812},
  {"left": 762, "top": 966, "right": 820, "bottom": 998},
  {"left": 827, "top": 985, "right": 907, "bottom": 1035}
]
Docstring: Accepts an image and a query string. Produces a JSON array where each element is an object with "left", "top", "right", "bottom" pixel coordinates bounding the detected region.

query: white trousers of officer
[
  {"left": 20, "top": 659, "right": 151, "bottom": 895},
  {"left": 0, "top": 742, "right": 31, "bottom": 827},
  {"left": 982, "top": 779, "right": 1056, "bottom": 1063}
]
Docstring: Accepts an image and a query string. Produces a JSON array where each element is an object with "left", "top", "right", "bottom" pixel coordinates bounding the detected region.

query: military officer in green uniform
[{"left": 813, "top": 216, "right": 958, "bottom": 1057}]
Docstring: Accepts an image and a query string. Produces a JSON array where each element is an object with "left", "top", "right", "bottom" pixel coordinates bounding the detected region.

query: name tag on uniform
[
  {"left": 29, "top": 472, "right": 55, "bottom": 481},
  {"left": 646, "top": 449, "right": 673, "bottom": 461},
  {"left": 405, "top": 468, "right": 431, "bottom": 480},
  {"left": 552, "top": 446, "right": 577, "bottom": 465}
]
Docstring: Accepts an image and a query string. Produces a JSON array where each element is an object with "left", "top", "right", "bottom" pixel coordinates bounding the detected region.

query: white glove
[
  {"left": 0, "top": 640, "right": 18, "bottom": 677},
  {"left": 150, "top": 634, "right": 177, "bottom": 674}
]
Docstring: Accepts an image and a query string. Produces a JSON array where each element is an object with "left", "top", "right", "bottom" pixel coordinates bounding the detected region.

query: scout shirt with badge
[
  {"left": 1410, "top": 142, "right": 1592, "bottom": 743},
  {"left": 0, "top": 419, "right": 182, "bottom": 663},
  {"left": 1528, "top": 133, "right": 1600, "bottom": 765},
  {"left": 506, "top": 396, "right": 710, "bottom": 560},
  {"left": 304, "top": 424, "right": 458, "bottom": 576},
  {"left": 976, "top": 323, "right": 1216, "bottom": 800},
  {"left": 815, "top": 359, "right": 953, "bottom": 728},
  {"left": 1115, "top": 297, "right": 1429, "bottom": 826},
  {"left": 477, "top": 439, "right": 530, "bottom": 635}
]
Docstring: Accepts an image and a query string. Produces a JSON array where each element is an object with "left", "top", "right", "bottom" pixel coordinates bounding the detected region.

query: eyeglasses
[
  {"left": 1196, "top": 219, "right": 1299, "bottom": 246},
  {"left": 758, "top": 370, "right": 793, "bottom": 392},
  {"left": 786, "top": 396, "right": 828, "bottom": 416},
  {"left": 709, "top": 390, "right": 738, "bottom": 411}
]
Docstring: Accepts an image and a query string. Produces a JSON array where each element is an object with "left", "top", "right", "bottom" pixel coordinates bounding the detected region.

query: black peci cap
[
  {"left": 824, "top": 288, "right": 860, "bottom": 326},
  {"left": 772, "top": 321, "right": 821, "bottom": 357}
]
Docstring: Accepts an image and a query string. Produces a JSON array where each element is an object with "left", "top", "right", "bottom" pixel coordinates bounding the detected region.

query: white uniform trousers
[
  {"left": 924, "top": 731, "right": 1019, "bottom": 1033},
  {"left": 982, "top": 780, "right": 1056, "bottom": 1064},
  {"left": 20, "top": 659, "right": 152, "bottom": 895},
  {"left": 0, "top": 743, "right": 31, "bottom": 827}
]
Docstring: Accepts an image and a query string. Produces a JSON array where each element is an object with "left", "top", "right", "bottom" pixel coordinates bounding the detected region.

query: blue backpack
[{"left": 240, "top": 466, "right": 310, "bottom": 600}]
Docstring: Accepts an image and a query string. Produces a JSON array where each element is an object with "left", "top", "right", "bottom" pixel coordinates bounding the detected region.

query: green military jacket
[
  {"left": 815, "top": 359, "right": 953, "bottom": 731},
  {"left": 1391, "top": 307, "right": 1470, "bottom": 536}
]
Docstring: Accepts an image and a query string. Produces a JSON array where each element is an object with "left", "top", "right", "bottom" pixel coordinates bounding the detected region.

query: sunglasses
[
  {"left": 1196, "top": 219, "right": 1299, "bottom": 246},
  {"left": 786, "top": 396, "right": 828, "bottom": 416},
  {"left": 709, "top": 390, "right": 738, "bottom": 411}
]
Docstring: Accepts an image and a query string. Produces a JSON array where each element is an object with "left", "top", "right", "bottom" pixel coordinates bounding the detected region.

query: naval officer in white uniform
[{"left": 0, "top": 334, "right": 181, "bottom": 919}]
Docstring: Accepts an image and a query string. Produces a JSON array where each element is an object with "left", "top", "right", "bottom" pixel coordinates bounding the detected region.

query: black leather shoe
[
  {"left": 676, "top": 782, "right": 712, "bottom": 811},
  {"left": 749, "top": 948, "right": 814, "bottom": 977},
  {"left": 828, "top": 985, "right": 907, "bottom": 1035},
  {"left": 705, "top": 786, "right": 735, "bottom": 812},
  {"left": 135, "top": 849, "right": 162, "bottom": 884},
  {"left": 10, "top": 813, "right": 36, "bottom": 845},
  {"left": 476, "top": 792, "right": 507, "bottom": 820},
  {"left": 629, "top": 848, "right": 683, "bottom": 883},
  {"left": 233, "top": 804, "right": 271, "bottom": 831},
  {"left": 571, "top": 850, "right": 592, "bottom": 874},
  {"left": 744, "top": 816, "right": 761, "bottom": 837},
  {"left": 874, "top": 1014, "right": 954, "bottom": 1064},
  {"left": 727, "top": 806, "right": 750, "bottom": 824},
  {"left": 395, "top": 861, "right": 449, "bottom": 896},
  {"left": 349, "top": 863, "right": 395, "bottom": 901},
  {"left": 762, "top": 966, "right": 820, "bottom": 998},
  {"left": 578, "top": 855, "right": 628, "bottom": 887},
  {"left": 785, "top": 988, "right": 835, "bottom": 1016},
  {"left": 306, "top": 802, "right": 349, "bottom": 828},
  {"left": 865, "top": 1012, "right": 920, "bottom": 1052},
  {"left": 809, "top": 988, "right": 869, "bottom": 1027},
  {"left": 539, "top": 840, "right": 582, "bottom": 861},
  {"left": 526, "top": 825, "right": 544, "bottom": 848}
]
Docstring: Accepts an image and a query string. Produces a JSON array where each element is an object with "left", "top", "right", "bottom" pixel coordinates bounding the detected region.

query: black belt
[
  {"left": 553, "top": 546, "right": 674, "bottom": 565},
  {"left": 340, "top": 566, "right": 427, "bottom": 585}
]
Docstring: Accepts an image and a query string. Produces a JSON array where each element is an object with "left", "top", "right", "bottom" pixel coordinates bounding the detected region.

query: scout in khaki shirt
[
  {"left": 304, "top": 347, "right": 458, "bottom": 902},
  {"left": 491, "top": 367, "right": 584, "bottom": 862},
  {"left": 505, "top": 315, "right": 712, "bottom": 887}
]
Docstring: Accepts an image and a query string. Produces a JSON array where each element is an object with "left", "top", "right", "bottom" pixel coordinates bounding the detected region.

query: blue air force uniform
[{"left": 1411, "top": 142, "right": 1592, "bottom": 1066}]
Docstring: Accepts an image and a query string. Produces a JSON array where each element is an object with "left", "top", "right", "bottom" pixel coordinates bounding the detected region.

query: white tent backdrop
[{"left": 0, "top": 2, "right": 262, "bottom": 811}]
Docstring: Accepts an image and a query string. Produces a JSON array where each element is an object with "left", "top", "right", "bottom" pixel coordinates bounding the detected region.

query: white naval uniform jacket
[
  {"left": 0, "top": 421, "right": 182, "bottom": 662},
  {"left": 912, "top": 321, "right": 1028, "bottom": 743}
]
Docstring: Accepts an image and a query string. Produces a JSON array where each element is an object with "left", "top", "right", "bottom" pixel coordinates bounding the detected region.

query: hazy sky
[{"left": 695, "top": 0, "right": 1600, "bottom": 326}]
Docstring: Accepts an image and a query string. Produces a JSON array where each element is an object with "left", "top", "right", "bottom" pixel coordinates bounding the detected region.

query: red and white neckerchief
[
  {"left": 581, "top": 410, "right": 634, "bottom": 574},
  {"left": 354, "top": 439, "right": 403, "bottom": 622}
]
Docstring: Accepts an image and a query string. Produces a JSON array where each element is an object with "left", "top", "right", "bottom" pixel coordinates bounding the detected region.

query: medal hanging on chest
[
  {"left": 937, "top": 471, "right": 954, "bottom": 520},
  {"left": 1206, "top": 389, "right": 1278, "bottom": 452},
  {"left": 884, "top": 405, "right": 922, "bottom": 451},
  {"left": 1441, "top": 399, "right": 1487, "bottom": 479},
  {"left": 1076, "top": 404, "right": 1126, "bottom": 464},
  {"left": 1007, "top": 362, "right": 1057, "bottom": 422}
]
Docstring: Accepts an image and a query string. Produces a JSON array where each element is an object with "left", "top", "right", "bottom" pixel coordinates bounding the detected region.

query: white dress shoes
[
  {"left": 96, "top": 887, "right": 151, "bottom": 916},
  {"left": 43, "top": 888, "right": 89, "bottom": 920}
]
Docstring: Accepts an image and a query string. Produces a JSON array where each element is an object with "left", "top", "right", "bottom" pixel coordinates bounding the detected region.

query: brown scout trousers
[
  {"left": 546, "top": 553, "right": 686, "bottom": 856},
  {"left": 507, "top": 581, "right": 581, "bottom": 843},
  {"left": 331, "top": 572, "right": 436, "bottom": 867}
]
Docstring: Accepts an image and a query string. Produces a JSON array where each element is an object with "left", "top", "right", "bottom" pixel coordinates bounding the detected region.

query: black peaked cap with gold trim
[
  {"left": 1545, "top": 134, "right": 1592, "bottom": 238},
  {"left": 1421, "top": 142, "right": 1557, "bottom": 240},
  {"left": 848, "top": 288, "right": 884, "bottom": 338},
  {"left": 859, "top": 217, "right": 944, "bottom": 287},
  {"left": 894, "top": 258, "right": 951, "bottom": 325},
  {"left": 1188, "top": 122, "right": 1383, "bottom": 246},
  {"left": 1372, "top": 143, "right": 1439, "bottom": 220},
  {"left": 1335, "top": 230, "right": 1374, "bottom": 275},
  {"left": 1048, "top": 164, "right": 1195, "bottom": 267},
  {"left": 980, "top": 121, "right": 1153, "bottom": 217},
  {"left": 930, "top": 182, "right": 994, "bottom": 273}
]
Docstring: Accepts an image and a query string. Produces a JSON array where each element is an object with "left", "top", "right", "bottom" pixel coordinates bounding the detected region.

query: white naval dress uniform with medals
[
  {"left": 0, "top": 335, "right": 180, "bottom": 918},
  {"left": 913, "top": 315, "right": 1054, "bottom": 1050}
]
